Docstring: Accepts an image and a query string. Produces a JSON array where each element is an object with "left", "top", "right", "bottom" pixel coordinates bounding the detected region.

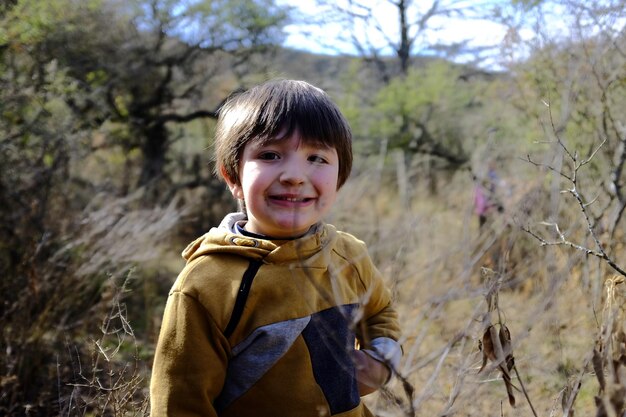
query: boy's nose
[{"left": 279, "top": 159, "right": 306, "bottom": 185}]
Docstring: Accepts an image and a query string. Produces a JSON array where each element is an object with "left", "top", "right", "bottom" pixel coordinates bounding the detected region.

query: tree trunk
[
  {"left": 397, "top": 0, "right": 411, "bottom": 76},
  {"left": 137, "top": 122, "right": 168, "bottom": 190}
]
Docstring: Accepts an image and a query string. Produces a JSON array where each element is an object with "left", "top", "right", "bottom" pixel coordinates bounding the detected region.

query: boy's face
[{"left": 224, "top": 131, "right": 339, "bottom": 238}]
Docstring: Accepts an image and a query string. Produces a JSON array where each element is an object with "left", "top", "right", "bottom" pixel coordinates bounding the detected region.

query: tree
[
  {"left": 19, "top": 0, "right": 289, "bottom": 197},
  {"left": 295, "top": 0, "right": 503, "bottom": 80},
  {"left": 369, "top": 60, "right": 472, "bottom": 164},
  {"left": 286, "top": 0, "right": 504, "bottom": 182}
]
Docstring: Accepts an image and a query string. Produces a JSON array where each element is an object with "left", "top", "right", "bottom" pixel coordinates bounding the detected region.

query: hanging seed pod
[
  {"left": 479, "top": 324, "right": 516, "bottom": 407},
  {"left": 499, "top": 324, "right": 515, "bottom": 373}
]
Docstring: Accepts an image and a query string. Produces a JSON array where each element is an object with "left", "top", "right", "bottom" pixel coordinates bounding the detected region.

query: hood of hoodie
[{"left": 181, "top": 212, "right": 338, "bottom": 267}]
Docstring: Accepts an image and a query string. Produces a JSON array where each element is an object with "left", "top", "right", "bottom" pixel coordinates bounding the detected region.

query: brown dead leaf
[
  {"left": 479, "top": 324, "right": 517, "bottom": 407},
  {"left": 499, "top": 324, "right": 515, "bottom": 373},
  {"left": 479, "top": 325, "right": 496, "bottom": 373}
]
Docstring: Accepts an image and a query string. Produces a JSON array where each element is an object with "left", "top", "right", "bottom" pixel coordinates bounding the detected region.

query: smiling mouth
[{"left": 271, "top": 196, "right": 314, "bottom": 202}]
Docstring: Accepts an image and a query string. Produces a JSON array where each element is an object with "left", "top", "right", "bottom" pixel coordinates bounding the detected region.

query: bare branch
[{"left": 522, "top": 154, "right": 572, "bottom": 181}]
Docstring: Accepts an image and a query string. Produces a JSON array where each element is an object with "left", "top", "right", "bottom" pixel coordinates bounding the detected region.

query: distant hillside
[{"left": 268, "top": 47, "right": 502, "bottom": 94}]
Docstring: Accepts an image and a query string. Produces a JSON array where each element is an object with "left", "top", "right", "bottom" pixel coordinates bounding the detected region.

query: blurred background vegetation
[{"left": 1, "top": 0, "right": 625, "bottom": 415}]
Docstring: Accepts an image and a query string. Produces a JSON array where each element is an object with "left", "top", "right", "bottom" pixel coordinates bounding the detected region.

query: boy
[{"left": 150, "top": 79, "right": 402, "bottom": 417}]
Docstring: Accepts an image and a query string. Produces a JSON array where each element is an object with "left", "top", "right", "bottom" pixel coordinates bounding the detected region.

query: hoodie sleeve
[
  {"left": 334, "top": 232, "right": 402, "bottom": 345},
  {"left": 331, "top": 234, "right": 399, "bottom": 343},
  {"left": 354, "top": 248, "right": 403, "bottom": 380},
  {"left": 359, "top": 263, "right": 401, "bottom": 344},
  {"left": 150, "top": 290, "right": 230, "bottom": 417}
]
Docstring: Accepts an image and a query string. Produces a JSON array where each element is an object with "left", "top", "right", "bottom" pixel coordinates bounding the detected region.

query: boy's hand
[{"left": 353, "top": 349, "right": 390, "bottom": 396}]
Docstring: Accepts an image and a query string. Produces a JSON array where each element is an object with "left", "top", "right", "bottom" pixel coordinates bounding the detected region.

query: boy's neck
[{"left": 235, "top": 222, "right": 314, "bottom": 240}]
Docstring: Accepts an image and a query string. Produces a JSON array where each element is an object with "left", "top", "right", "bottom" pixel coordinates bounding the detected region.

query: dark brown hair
[{"left": 214, "top": 79, "right": 353, "bottom": 188}]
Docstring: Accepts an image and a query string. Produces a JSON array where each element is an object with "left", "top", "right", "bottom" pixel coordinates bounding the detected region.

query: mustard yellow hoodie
[{"left": 150, "top": 214, "right": 401, "bottom": 417}]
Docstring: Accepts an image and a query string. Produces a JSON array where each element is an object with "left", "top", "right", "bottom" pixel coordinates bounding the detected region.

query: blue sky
[{"left": 275, "top": 0, "right": 510, "bottom": 59}]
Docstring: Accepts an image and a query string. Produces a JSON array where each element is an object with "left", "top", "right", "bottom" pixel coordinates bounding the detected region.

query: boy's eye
[
  {"left": 258, "top": 151, "right": 280, "bottom": 160},
  {"left": 308, "top": 155, "right": 328, "bottom": 164}
]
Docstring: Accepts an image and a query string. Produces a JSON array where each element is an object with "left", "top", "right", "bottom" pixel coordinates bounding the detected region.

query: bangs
[
  {"left": 251, "top": 80, "right": 350, "bottom": 149},
  {"left": 256, "top": 115, "right": 342, "bottom": 151}
]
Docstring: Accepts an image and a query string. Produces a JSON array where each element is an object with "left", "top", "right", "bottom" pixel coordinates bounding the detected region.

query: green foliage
[
  {"left": 135, "top": 0, "right": 287, "bottom": 51},
  {"left": 184, "top": 0, "right": 287, "bottom": 48},
  {"left": 511, "top": 0, "right": 545, "bottom": 9},
  {"left": 372, "top": 61, "right": 466, "bottom": 140},
  {"left": 336, "top": 60, "right": 375, "bottom": 142},
  {"left": 0, "top": 0, "right": 103, "bottom": 46},
  {"left": 356, "top": 60, "right": 475, "bottom": 166}
]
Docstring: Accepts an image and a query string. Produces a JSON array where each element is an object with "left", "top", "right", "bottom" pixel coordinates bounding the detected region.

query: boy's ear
[{"left": 220, "top": 165, "right": 244, "bottom": 200}]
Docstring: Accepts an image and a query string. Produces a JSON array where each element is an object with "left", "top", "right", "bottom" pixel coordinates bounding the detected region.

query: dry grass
[{"left": 330, "top": 156, "right": 625, "bottom": 416}]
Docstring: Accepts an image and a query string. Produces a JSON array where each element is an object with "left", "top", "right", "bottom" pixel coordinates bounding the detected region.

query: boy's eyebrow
[
  {"left": 307, "top": 144, "right": 336, "bottom": 151},
  {"left": 256, "top": 136, "right": 334, "bottom": 150}
]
